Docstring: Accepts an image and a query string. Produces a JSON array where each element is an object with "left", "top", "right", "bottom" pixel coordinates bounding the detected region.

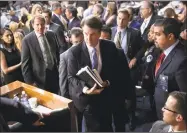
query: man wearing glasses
[{"left": 150, "top": 91, "right": 187, "bottom": 132}]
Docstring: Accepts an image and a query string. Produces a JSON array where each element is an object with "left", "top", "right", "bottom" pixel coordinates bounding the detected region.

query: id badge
[{"left": 158, "top": 74, "right": 168, "bottom": 92}]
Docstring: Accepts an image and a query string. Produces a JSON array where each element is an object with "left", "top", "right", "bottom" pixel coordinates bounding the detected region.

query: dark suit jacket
[
  {"left": 49, "top": 22, "right": 68, "bottom": 54},
  {"left": 21, "top": 31, "right": 59, "bottom": 92},
  {"left": 111, "top": 26, "right": 143, "bottom": 61},
  {"left": 0, "top": 97, "right": 39, "bottom": 132},
  {"left": 67, "top": 17, "right": 81, "bottom": 31},
  {"left": 141, "top": 14, "right": 162, "bottom": 41},
  {"left": 51, "top": 14, "right": 65, "bottom": 32},
  {"left": 150, "top": 120, "right": 170, "bottom": 132},
  {"left": 59, "top": 49, "right": 71, "bottom": 98},
  {"left": 67, "top": 40, "right": 119, "bottom": 112},
  {"left": 154, "top": 42, "right": 187, "bottom": 119}
]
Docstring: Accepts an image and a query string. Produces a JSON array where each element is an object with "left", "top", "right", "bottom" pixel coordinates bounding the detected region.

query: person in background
[
  {"left": 0, "top": 28, "right": 23, "bottom": 85},
  {"left": 100, "top": 25, "right": 112, "bottom": 40},
  {"left": 14, "top": 31, "right": 24, "bottom": 52},
  {"left": 163, "top": 8, "right": 177, "bottom": 19},
  {"left": 150, "top": 91, "right": 187, "bottom": 132},
  {"left": 21, "top": 15, "right": 60, "bottom": 94}
]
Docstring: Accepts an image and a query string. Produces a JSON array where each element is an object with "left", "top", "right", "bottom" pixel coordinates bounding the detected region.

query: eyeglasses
[{"left": 163, "top": 106, "right": 178, "bottom": 114}]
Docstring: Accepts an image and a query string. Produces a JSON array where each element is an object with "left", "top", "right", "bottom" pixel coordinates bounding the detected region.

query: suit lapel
[
  {"left": 126, "top": 27, "right": 131, "bottom": 47},
  {"left": 155, "top": 45, "right": 177, "bottom": 81},
  {"left": 112, "top": 27, "right": 117, "bottom": 41},
  {"left": 82, "top": 42, "right": 92, "bottom": 68}
]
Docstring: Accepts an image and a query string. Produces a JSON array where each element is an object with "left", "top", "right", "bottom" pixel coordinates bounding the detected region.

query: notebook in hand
[{"left": 76, "top": 66, "right": 104, "bottom": 88}]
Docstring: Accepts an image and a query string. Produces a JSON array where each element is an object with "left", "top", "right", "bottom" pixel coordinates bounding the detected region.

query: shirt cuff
[{"left": 83, "top": 86, "right": 89, "bottom": 94}]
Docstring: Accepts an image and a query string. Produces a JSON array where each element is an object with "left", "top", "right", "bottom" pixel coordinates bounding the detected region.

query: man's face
[
  {"left": 148, "top": 25, "right": 155, "bottom": 42},
  {"left": 140, "top": 2, "right": 151, "bottom": 19},
  {"left": 33, "top": 18, "right": 45, "bottom": 34},
  {"left": 100, "top": 31, "right": 111, "bottom": 40},
  {"left": 42, "top": 13, "right": 51, "bottom": 24},
  {"left": 154, "top": 26, "right": 171, "bottom": 50},
  {"left": 117, "top": 12, "right": 129, "bottom": 29},
  {"left": 71, "top": 34, "right": 84, "bottom": 45},
  {"left": 82, "top": 25, "right": 101, "bottom": 47},
  {"left": 65, "top": 9, "right": 72, "bottom": 20},
  {"left": 162, "top": 96, "right": 178, "bottom": 125}
]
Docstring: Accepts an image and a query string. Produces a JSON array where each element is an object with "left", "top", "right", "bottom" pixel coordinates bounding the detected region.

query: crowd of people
[{"left": 0, "top": 0, "right": 187, "bottom": 132}]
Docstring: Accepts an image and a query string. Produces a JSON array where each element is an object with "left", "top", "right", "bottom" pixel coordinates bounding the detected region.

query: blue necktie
[{"left": 91, "top": 48, "right": 98, "bottom": 70}]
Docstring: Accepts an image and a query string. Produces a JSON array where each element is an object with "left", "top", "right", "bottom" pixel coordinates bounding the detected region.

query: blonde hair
[
  {"left": 31, "top": 4, "right": 42, "bottom": 16},
  {"left": 9, "top": 21, "right": 19, "bottom": 33},
  {"left": 14, "top": 31, "right": 24, "bottom": 52}
]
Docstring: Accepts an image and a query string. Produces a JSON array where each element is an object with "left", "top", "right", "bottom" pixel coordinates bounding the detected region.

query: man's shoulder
[
  {"left": 22, "top": 31, "right": 34, "bottom": 41},
  {"left": 150, "top": 120, "right": 169, "bottom": 132}
]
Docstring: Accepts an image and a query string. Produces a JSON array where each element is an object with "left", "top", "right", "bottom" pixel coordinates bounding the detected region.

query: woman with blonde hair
[
  {"left": 14, "top": 31, "right": 24, "bottom": 52},
  {"left": 103, "top": 2, "right": 117, "bottom": 27},
  {"left": 9, "top": 21, "right": 19, "bottom": 33}
]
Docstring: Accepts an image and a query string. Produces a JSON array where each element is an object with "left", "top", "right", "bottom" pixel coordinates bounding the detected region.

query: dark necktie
[
  {"left": 91, "top": 48, "right": 98, "bottom": 70},
  {"left": 155, "top": 52, "right": 165, "bottom": 76}
]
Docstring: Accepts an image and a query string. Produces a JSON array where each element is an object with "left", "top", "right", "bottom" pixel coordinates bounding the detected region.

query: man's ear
[
  {"left": 168, "top": 33, "right": 174, "bottom": 40},
  {"left": 176, "top": 114, "right": 184, "bottom": 122}
]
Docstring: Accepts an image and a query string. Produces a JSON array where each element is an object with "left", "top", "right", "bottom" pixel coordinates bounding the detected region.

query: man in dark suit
[
  {"left": 67, "top": 16, "right": 124, "bottom": 131},
  {"left": 153, "top": 18, "right": 187, "bottom": 120},
  {"left": 139, "top": 1, "right": 162, "bottom": 42},
  {"left": 150, "top": 91, "right": 187, "bottom": 132},
  {"left": 21, "top": 15, "right": 60, "bottom": 94},
  {"left": 100, "top": 25, "right": 133, "bottom": 131},
  {"left": 42, "top": 8, "right": 68, "bottom": 54},
  {"left": 0, "top": 97, "right": 43, "bottom": 132},
  {"left": 51, "top": 2, "right": 66, "bottom": 32},
  {"left": 65, "top": 5, "right": 81, "bottom": 31},
  {"left": 111, "top": 9, "right": 143, "bottom": 69}
]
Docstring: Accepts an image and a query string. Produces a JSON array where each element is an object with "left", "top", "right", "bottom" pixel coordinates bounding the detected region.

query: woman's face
[
  {"left": 35, "top": 7, "right": 42, "bottom": 15},
  {"left": 2, "top": 30, "right": 13, "bottom": 44}
]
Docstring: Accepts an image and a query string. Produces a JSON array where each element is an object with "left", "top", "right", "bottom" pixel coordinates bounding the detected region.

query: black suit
[
  {"left": 51, "top": 14, "right": 65, "bottom": 32},
  {"left": 141, "top": 14, "right": 162, "bottom": 41},
  {"left": 49, "top": 22, "right": 68, "bottom": 54},
  {"left": 21, "top": 31, "right": 60, "bottom": 94},
  {"left": 67, "top": 17, "right": 81, "bottom": 31},
  {"left": 154, "top": 42, "right": 187, "bottom": 119},
  {"left": 0, "top": 97, "right": 39, "bottom": 132},
  {"left": 67, "top": 40, "right": 120, "bottom": 131}
]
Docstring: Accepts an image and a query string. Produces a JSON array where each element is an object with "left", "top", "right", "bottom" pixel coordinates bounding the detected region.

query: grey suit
[
  {"left": 59, "top": 49, "right": 70, "bottom": 98},
  {"left": 49, "top": 22, "right": 68, "bottom": 54},
  {"left": 21, "top": 31, "right": 60, "bottom": 94},
  {"left": 150, "top": 120, "right": 170, "bottom": 132}
]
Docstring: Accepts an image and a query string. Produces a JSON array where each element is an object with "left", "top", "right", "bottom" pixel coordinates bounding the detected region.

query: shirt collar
[
  {"left": 163, "top": 40, "right": 179, "bottom": 57},
  {"left": 117, "top": 28, "right": 126, "bottom": 33},
  {"left": 35, "top": 31, "right": 44, "bottom": 38},
  {"left": 69, "top": 17, "right": 75, "bottom": 23},
  {"left": 168, "top": 126, "right": 187, "bottom": 132},
  {"left": 53, "top": 12, "right": 61, "bottom": 19},
  {"left": 86, "top": 41, "right": 100, "bottom": 55},
  {"left": 144, "top": 14, "right": 152, "bottom": 23}
]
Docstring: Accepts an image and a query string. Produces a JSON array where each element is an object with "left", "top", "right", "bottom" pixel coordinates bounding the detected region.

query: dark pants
[{"left": 82, "top": 105, "right": 113, "bottom": 132}]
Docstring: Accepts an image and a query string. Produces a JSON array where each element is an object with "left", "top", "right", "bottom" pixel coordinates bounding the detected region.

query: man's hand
[
  {"left": 129, "top": 58, "right": 137, "bottom": 69},
  {"left": 83, "top": 84, "right": 104, "bottom": 95},
  {"left": 32, "top": 112, "right": 50, "bottom": 126}
]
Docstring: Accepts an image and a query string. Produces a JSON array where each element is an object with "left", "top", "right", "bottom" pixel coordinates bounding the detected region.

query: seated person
[
  {"left": 150, "top": 91, "right": 187, "bottom": 132},
  {"left": 0, "top": 97, "right": 47, "bottom": 132}
]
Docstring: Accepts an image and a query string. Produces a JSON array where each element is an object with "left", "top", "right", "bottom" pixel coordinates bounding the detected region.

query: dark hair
[
  {"left": 70, "top": 27, "right": 83, "bottom": 37},
  {"left": 42, "top": 8, "right": 52, "bottom": 18},
  {"left": 101, "top": 25, "right": 112, "bottom": 37},
  {"left": 0, "top": 27, "right": 15, "bottom": 47},
  {"left": 51, "top": 2, "right": 61, "bottom": 11},
  {"left": 21, "top": 14, "right": 28, "bottom": 24},
  {"left": 154, "top": 18, "right": 181, "bottom": 39},
  {"left": 118, "top": 8, "right": 130, "bottom": 18},
  {"left": 169, "top": 91, "right": 187, "bottom": 123},
  {"left": 164, "top": 8, "right": 177, "bottom": 19},
  {"left": 81, "top": 15, "right": 102, "bottom": 31},
  {"left": 66, "top": 5, "right": 77, "bottom": 18}
]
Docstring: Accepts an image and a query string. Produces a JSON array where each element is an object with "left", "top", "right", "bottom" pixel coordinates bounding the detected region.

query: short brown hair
[
  {"left": 118, "top": 8, "right": 130, "bottom": 18},
  {"left": 31, "top": 15, "right": 45, "bottom": 24},
  {"left": 81, "top": 15, "right": 102, "bottom": 31}
]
